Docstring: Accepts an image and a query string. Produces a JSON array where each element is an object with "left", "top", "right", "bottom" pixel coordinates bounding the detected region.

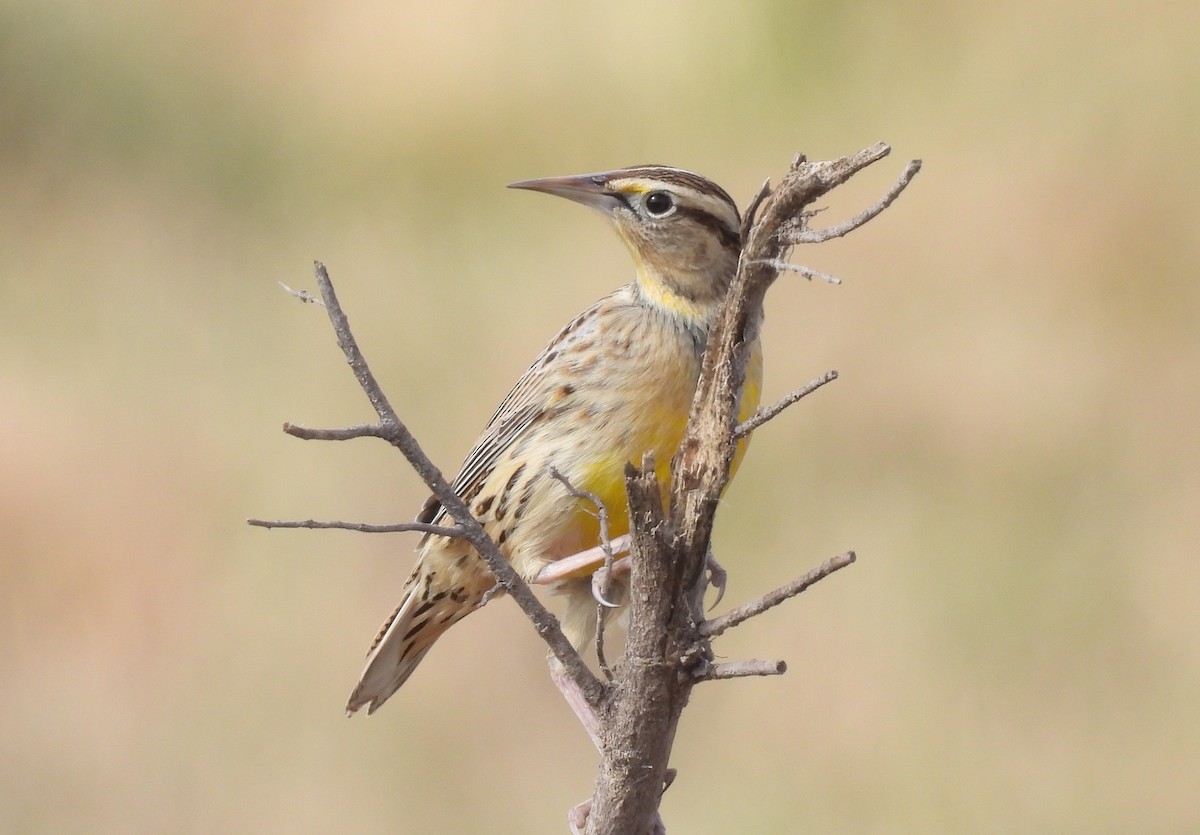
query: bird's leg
[
  {"left": 533, "top": 536, "right": 726, "bottom": 609},
  {"left": 530, "top": 534, "right": 631, "bottom": 587}
]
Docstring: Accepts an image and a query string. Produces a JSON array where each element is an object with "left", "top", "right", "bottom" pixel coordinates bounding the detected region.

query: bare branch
[
  {"left": 312, "top": 262, "right": 400, "bottom": 427},
  {"left": 585, "top": 457, "right": 680, "bottom": 835},
  {"left": 479, "top": 580, "right": 506, "bottom": 607},
  {"left": 246, "top": 518, "right": 463, "bottom": 537},
  {"left": 268, "top": 148, "right": 914, "bottom": 834},
  {"left": 594, "top": 612, "right": 612, "bottom": 682},
  {"left": 739, "top": 178, "right": 772, "bottom": 242},
  {"left": 278, "top": 281, "right": 325, "bottom": 306},
  {"left": 669, "top": 142, "right": 899, "bottom": 569},
  {"left": 548, "top": 468, "right": 616, "bottom": 576},
  {"left": 701, "top": 551, "right": 857, "bottom": 639},
  {"left": 306, "top": 262, "right": 605, "bottom": 707},
  {"left": 783, "top": 158, "right": 923, "bottom": 244},
  {"left": 283, "top": 422, "right": 389, "bottom": 441},
  {"left": 755, "top": 259, "right": 843, "bottom": 285},
  {"left": 549, "top": 467, "right": 618, "bottom": 681},
  {"left": 734, "top": 370, "right": 839, "bottom": 439},
  {"left": 586, "top": 144, "right": 909, "bottom": 834},
  {"left": 700, "top": 659, "right": 787, "bottom": 681}
]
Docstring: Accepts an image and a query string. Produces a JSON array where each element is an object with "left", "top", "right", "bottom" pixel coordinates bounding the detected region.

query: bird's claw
[
  {"left": 591, "top": 554, "right": 631, "bottom": 608},
  {"left": 705, "top": 552, "right": 727, "bottom": 610},
  {"left": 591, "top": 564, "right": 621, "bottom": 608}
]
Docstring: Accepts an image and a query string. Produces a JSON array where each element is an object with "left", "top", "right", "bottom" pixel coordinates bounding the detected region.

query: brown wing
[{"left": 413, "top": 292, "right": 614, "bottom": 527}]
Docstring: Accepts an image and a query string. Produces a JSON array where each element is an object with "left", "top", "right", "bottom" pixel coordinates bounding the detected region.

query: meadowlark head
[{"left": 509, "top": 165, "right": 742, "bottom": 322}]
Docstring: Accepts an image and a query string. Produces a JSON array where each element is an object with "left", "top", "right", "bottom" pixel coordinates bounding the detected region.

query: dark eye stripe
[
  {"left": 676, "top": 206, "right": 742, "bottom": 253},
  {"left": 605, "top": 166, "right": 742, "bottom": 253}
]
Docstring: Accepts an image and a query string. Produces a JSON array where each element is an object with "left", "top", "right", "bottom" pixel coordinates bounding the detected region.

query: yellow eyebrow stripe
[{"left": 609, "top": 179, "right": 656, "bottom": 195}]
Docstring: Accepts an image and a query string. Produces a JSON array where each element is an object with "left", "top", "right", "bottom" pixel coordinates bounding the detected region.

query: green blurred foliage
[{"left": 2, "top": 0, "right": 1197, "bottom": 832}]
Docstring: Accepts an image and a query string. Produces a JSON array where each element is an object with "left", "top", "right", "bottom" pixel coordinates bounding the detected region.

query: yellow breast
[{"left": 572, "top": 334, "right": 763, "bottom": 547}]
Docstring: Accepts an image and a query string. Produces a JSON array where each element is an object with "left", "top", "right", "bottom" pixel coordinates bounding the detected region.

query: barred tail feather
[{"left": 345, "top": 576, "right": 476, "bottom": 715}]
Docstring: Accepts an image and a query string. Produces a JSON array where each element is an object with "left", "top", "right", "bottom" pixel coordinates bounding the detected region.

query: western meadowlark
[{"left": 347, "top": 165, "right": 763, "bottom": 715}]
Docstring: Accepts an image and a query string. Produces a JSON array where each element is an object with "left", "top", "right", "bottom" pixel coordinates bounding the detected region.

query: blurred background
[{"left": 2, "top": 0, "right": 1197, "bottom": 832}]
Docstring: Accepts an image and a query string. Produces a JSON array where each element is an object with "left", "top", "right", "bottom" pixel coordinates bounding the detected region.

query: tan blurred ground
[{"left": 2, "top": 1, "right": 1197, "bottom": 832}]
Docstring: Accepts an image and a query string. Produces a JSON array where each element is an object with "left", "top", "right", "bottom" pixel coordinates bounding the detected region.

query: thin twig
[
  {"left": 479, "top": 580, "right": 506, "bottom": 607},
  {"left": 312, "top": 263, "right": 399, "bottom": 430},
  {"left": 701, "top": 551, "right": 857, "bottom": 639},
  {"left": 548, "top": 469, "right": 616, "bottom": 571},
  {"left": 739, "top": 178, "right": 773, "bottom": 242},
  {"left": 757, "top": 259, "right": 843, "bottom": 285},
  {"left": 246, "top": 518, "right": 463, "bottom": 537},
  {"left": 734, "top": 370, "right": 839, "bottom": 439},
  {"left": 278, "top": 281, "right": 326, "bottom": 306},
  {"left": 594, "top": 611, "right": 611, "bottom": 681},
  {"left": 305, "top": 262, "right": 605, "bottom": 707},
  {"left": 283, "top": 422, "right": 389, "bottom": 441},
  {"left": 783, "top": 158, "right": 923, "bottom": 244},
  {"left": 548, "top": 467, "right": 617, "bottom": 681},
  {"left": 700, "top": 659, "right": 787, "bottom": 681}
]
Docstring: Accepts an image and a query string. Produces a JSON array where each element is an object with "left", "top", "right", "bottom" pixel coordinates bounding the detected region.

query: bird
[{"left": 346, "top": 165, "right": 763, "bottom": 715}]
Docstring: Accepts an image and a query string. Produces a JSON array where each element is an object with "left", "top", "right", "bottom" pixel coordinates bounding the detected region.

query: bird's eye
[{"left": 644, "top": 191, "right": 675, "bottom": 217}]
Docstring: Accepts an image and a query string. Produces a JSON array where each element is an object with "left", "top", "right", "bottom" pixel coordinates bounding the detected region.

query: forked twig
[
  {"left": 783, "top": 158, "right": 923, "bottom": 244},
  {"left": 256, "top": 263, "right": 604, "bottom": 708}
]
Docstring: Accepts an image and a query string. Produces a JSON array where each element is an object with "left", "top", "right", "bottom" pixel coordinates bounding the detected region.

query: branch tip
[
  {"left": 785, "top": 156, "right": 921, "bottom": 245},
  {"left": 701, "top": 551, "right": 857, "bottom": 639},
  {"left": 283, "top": 422, "right": 389, "bottom": 441},
  {"left": 734, "top": 370, "right": 839, "bottom": 439},
  {"left": 247, "top": 518, "right": 464, "bottom": 537},
  {"left": 701, "top": 658, "right": 788, "bottom": 681},
  {"left": 278, "top": 280, "right": 326, "bottom": 306}
]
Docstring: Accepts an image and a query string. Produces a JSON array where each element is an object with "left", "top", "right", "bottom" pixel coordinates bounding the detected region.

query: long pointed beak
[{"left": 507, "top": 172, "right": 621, "bottom": 214}]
